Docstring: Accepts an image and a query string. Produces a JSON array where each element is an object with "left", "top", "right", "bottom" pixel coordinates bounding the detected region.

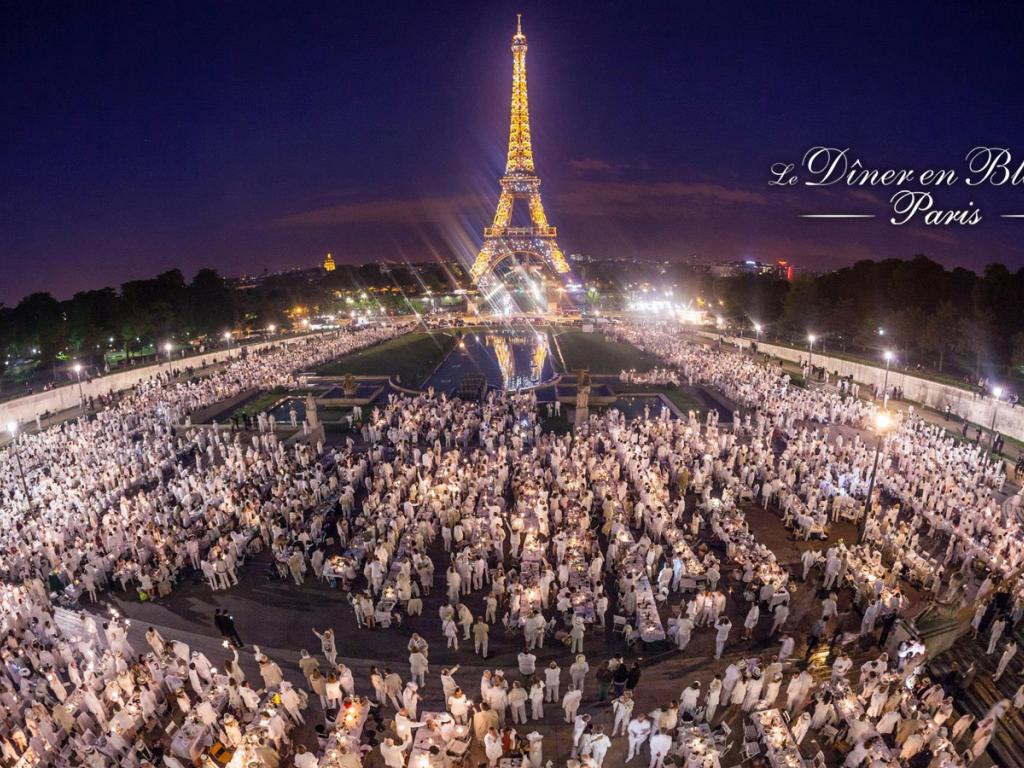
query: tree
[
  {"left": 10, "top": 293, "right": 65, "bottom": 362},
  {"left": 66, "top": 288, "right": 121, "bottom": 365},
  {"left": 890, "top": 307, "right": 926, "bottom": 364},
  {"left": 1011, "top": 331, "right": 1024, "bottom": 373},
  {"left": 186, "top": 269, "right": 235, "bottom": 337},
  {"left": 957, "top": 308, "right": 995, "bottom": 381},
  {"left": 780, "top": 276, "right": 822, "bottom": 338},
  {"left": 921, "top": 301, "right": 957, "bottom": 371}
]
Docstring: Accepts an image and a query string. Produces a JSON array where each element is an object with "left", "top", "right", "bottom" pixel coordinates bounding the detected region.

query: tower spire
[{"left": 506, "top": 14, "right": 533, "bottom": 174}]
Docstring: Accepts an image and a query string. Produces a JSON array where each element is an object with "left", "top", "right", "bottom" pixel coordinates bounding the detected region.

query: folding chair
[
  {"left": 612, "top": 615, "right": 628, "bottom": 634},
  {"left": 743, "top": 742, "right": 761, "bottom": 759},
  {"left": 717, "top": 721, "right": 732, "bottom": 737},
  {"left": 446, "top": 737, "right": 471, "bottom": 765},
  {"left": 743, "top": 723, "right": 758, "bottom": 741},
  {"left": 811, "top": 751, "right": 827, "bottom": 768}
]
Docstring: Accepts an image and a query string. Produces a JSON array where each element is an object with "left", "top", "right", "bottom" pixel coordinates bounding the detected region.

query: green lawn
[
  {"left": 315, "top": 331, "right": 456, "bottom": 387},
  {"left": 551, "top": 328, "right": 663, "bottom": 374},
  {"left": 232, "top": 390, "right": 286, "bottom": 419}
]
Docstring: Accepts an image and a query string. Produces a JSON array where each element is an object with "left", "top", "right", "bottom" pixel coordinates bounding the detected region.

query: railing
[{"left": 483, "top": 226, "right": 557, "bottom": 238}]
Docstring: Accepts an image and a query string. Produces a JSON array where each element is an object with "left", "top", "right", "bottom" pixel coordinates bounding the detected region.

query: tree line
[
  {"left": 704, "top": 255, "right": 1024, "bottom": 384},
  {"left": 0, "top": 262, "right": 464, "bottom": 380}
]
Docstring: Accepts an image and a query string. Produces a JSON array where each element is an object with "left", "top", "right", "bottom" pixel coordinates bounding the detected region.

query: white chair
[
  {"left": 446, "top": 737, "right": 471, "bottom": 764},
  {"left": 744, "top": 742, "right": 761, "bottom": 759},
  {"left": 743, "top": 723, "right": 758, "bottom": 741},
  {"left": 612, "top": 615, "right": 628, "bottom": 634}
]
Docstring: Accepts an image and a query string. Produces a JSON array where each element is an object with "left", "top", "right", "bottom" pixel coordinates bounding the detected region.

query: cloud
[
  {"left": 569, "top": 157, "right": 653, "bottom": 174},
  {"left": 558, "top": 180, "right": 769, "bottom": 217},
  {"left": 569, "top": 158, "right": 618, "bottom": 173},
  {"left": 272, "top": 194, "right": 480, "bottom": 228}
]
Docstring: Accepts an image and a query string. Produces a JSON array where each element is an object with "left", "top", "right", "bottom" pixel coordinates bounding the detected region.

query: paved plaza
[{"left": 3, "top": 320, "right": 1020, "bottom": 768}]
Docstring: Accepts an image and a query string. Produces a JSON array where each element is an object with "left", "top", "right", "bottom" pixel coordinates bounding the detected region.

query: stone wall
[
  {"left": 692, "top": 329, "right": 1024, "bottom": 443},
  {"left": 0, "top": 335, "right": 311, "bottom": 429}
]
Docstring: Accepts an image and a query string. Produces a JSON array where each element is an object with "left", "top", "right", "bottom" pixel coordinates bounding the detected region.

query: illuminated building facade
[{"left": 323, "top": 252, "right": 336, "bottom": 272}]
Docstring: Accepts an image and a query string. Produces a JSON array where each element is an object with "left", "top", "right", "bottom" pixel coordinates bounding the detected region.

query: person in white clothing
[
  {"left": 378, "top": 736, "right": 410, "bottom": 768},
  {"left": 648, "top": 730, "right": 673, "bottom": 768},
  {"left": 626, "top": 713, "right": 651, "bottom": 761}
]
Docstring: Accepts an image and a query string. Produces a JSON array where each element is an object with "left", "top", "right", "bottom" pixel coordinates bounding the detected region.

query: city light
[
  {"left": 994, "top": 386, "right": 1003, "bottom": 399},
  {"left": 875, "top": 410, "right": 892, "bottom": 432},
  {"left": 883, "top": 350, "right": 893, "bottom": 362},
  {"left": 807, "top": 334, "right": 816, "bottom": 344},
  {"left": 6, "top": 421, "right": 17, "bottom": 436}
]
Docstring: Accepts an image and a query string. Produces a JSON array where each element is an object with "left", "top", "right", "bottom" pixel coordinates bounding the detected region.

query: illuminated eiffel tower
[{"left": 470, "top": 15, "right": 570, "bottom": 289}]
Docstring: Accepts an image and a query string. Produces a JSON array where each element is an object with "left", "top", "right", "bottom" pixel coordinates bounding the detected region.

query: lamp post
[
  {"left": 807, "top": 334, "right": 816, "bottom": 373},
  {"left": 882, "top": 349, "right": 893, "bottom": 406},
  {"left": 163, "top": 342, "right": 173, "bottom": 363},
  {"left": 6, "top": 422, "right": 32, "bottom": 511},
  {"left": 859, "top": 409, "right": 893, "bottom": 543},
  {"left": 753, "top": 322, "right": 762, "bottom": 347},
  {"left": 989, "top": 386, "right": 1003, "bottom": 455},
  {"left": 72, "top": 362, "right": 84, "bottom": 405}
]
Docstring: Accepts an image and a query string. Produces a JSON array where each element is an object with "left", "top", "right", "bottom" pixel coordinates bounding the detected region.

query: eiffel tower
[{"left": 470, "top": 15, "right": 570, "bottom": 289}]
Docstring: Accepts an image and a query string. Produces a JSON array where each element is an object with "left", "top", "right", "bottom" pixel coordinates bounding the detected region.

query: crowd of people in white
[{"left": 1, "top": 317, "right": 1022, "bottom": 768}]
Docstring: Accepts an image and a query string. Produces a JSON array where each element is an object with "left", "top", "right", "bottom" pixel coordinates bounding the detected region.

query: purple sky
[{"left": 3, "top": 1, "right": 1024, "bottom": 303}]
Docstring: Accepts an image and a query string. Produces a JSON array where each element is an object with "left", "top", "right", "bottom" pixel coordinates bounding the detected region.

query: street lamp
[
  {"left": 6, "top": 422, "right": 32, "bottom": 510},
  {"left": 807, "top": 334, "right": 816, "bottom": 371},
  {"left": 223, "top": 331, "right": 232, "bottom": 346},
  {"left": 859, "top": 409, "right": 893, "bottom": 543},
  {"left": 163, "top": 342, "right": 173, "bottom": 362},
  {"left": 72, "top": 362, "right": 84, "bottom": 405},
  {"left": 989, "top": 386, "right": 1003, "bottom": 455},
  {"left": 882, "top": 349, "right": 893, "bottom": 406},
  {"left": 268, "top": 324, "right": 276, "bottom": 335}
]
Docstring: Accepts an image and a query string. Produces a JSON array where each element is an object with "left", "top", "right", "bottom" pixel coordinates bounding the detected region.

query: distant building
[
  {"left": 710, "top": 260, "right": 793, "bottom": 279},
  {"left": 323, "top": 252, "right": 336, "bottom": 272}
]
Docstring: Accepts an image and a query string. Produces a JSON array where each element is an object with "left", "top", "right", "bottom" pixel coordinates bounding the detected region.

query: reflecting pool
[{"left": 427, "top": 330, "right": 558, "bottom": 393}]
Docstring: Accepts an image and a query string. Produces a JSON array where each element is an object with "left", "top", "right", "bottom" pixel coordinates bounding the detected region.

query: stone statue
[
  {"left": 305, "top": 394, "right": 319, "bottom": 427},
  {"left": 574, "top": 368, "right": 592, "bottom": 429},
  {"left": 342, "top": 373, "right": 357, "bottom": 397}
]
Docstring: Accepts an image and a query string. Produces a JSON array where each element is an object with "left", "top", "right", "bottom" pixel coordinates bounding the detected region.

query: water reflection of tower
[
  {"left": 487, "top": 335, "right": 516, "bottom": 389},
  {"left": 530, "top": 334, "right": 548, "bottom": 380},
  {"left": 485, "top": 333, "right": 550, "bottom": 390}
]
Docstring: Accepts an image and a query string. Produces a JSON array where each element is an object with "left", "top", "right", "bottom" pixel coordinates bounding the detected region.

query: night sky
[{"left": 3, "top": 1, "right": 1024, "bottom": 303}]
